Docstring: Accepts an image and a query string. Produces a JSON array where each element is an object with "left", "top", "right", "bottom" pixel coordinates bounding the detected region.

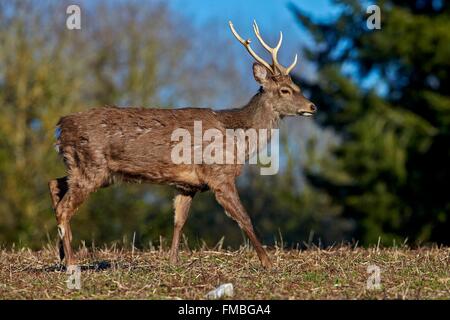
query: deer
[{"left": 48, "top": 21, "right": 316, "bottom": 270}]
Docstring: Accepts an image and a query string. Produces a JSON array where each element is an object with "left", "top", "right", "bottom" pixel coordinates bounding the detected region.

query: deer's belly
[{"left": 110, "top": 161, "right": 204, "bottom": 189}]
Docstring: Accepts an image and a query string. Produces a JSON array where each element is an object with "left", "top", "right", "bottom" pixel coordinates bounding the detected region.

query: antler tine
[
  {"left": 230, "top": 20, "right": 298, "bottom": 76},
  {"left": 252, "top": 20, "right": 284, "bottom": 71},
  {"left": 252, "top": 20, "right": 271, "bottom": 52},
  {"left": 254, "top": 20, "right": 297, "bottom": 75},
  {"left": 275, "top": 31, "right": 283, "bottom": 53},
  {"left": 285, "top": 53, "right": 298, "bottom": 74},
  {"left": 229, "top": 21, "right": 274, "bottom": 73}
]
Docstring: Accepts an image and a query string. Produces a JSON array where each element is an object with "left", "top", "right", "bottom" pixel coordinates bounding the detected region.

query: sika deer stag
[{"left": 49, "top": 21, "right": 316, "bottom": 269}]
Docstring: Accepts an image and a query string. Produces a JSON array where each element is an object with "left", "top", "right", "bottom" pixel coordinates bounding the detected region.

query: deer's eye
[{"left": 280, "top": 87, "right": 292, "bottom": 96}]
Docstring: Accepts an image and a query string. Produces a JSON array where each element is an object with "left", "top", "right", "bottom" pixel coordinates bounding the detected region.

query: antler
[
  {"left": 229, "top": 20, "right": 298, "bottom": 76},
  {"left": 228, "top": 21, "right": 274, "bottom": 73}
]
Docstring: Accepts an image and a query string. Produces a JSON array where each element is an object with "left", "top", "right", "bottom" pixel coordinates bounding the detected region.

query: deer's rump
[{"left": 54, "top": 106, "right": 221, "bottom": 190}]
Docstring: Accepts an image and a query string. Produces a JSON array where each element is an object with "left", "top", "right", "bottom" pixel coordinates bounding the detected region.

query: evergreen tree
[{"left": 291, "top": 0, "right": 450, "bottom": 245}]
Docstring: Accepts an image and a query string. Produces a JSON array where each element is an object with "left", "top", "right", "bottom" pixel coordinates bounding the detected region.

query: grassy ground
[{"left": 0, "top": 245, "right": 449, "bottom": 299}]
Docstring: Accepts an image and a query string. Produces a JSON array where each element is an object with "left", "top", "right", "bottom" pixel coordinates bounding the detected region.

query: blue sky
[
  {"left": 163, "top": 0, "right": 341, "bottom": 99},
  {"left": 75, "top": 0, "right": 340, "bottom": 83},
  {"left": 166, "top": 0, "right": 387, "bottom": 96},
  {"left": 165, "top": 0, "right": 341, "bottom": 88},
  {"left": 168, "top": 0, "right": 337, "bottom": 26},
  {"left": 168, "top": 0, "right": 338, "bottom": 47}
]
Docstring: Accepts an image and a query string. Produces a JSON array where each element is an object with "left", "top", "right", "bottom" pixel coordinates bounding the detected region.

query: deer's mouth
[{"left": 298, "top": 111, "right": 314, "bottom": 117}]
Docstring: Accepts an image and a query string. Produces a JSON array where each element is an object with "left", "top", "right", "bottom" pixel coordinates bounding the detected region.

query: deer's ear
[{"left": 252, "top": 63, "right": 271, "bottom": 86}]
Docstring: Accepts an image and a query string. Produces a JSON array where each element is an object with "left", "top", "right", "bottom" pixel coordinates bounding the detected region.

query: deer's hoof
[{"left": 261, "top": 258, "right": 273, "bottom": 270}]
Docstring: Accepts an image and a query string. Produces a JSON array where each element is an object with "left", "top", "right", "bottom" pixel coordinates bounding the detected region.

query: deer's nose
[{"left": 310, "top": 103, "right": 317, "bottom": 113}]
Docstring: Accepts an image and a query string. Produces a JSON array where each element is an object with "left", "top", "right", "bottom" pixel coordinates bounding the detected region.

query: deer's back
[{"left": 55, "top": 106, "right": 238, "bottom": 192}]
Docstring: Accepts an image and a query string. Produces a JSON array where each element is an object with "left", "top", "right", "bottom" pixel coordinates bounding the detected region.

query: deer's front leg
[
  {"left": 213, "top": 182, "right": 272, "bottom": 269},
  {"left": 169, "top": 193, "right": 194, "bottom": 264}
]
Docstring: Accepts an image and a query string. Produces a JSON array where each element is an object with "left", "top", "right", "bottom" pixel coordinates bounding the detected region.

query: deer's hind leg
[
  {"left": 48, "top": 177, "right": 69, "bottom": 261},
  {"left": 54, "top": 176, "right": 96, "bottom": 267},
  {"left": 51, "top": 144, "right": 110, "bottom": 267}
]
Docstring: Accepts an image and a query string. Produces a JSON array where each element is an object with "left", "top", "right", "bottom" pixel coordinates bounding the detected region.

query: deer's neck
[
  {"left": 218, "top": 93, "right": 279, "bottom": 162},
  {"left": 219, "top": 93, "right": 280, "bottom": 131}
]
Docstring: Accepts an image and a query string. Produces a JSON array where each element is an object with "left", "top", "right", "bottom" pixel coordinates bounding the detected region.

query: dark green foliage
[{"left": 291, "top": 0, "right": 450, "bottom": 245}]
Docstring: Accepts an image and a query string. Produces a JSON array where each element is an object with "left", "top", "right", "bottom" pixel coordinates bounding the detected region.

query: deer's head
[{"left": 230, "top": 21, "right": 316, "bottom": 117}]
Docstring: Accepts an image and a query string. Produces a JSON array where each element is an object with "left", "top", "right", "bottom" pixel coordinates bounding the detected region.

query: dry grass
[{"left": 0, "top": 245, "right": 449, "bottom": 299}]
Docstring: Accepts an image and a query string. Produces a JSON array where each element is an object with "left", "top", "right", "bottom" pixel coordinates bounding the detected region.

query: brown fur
[{"left": 49, "top": 63, "right": 316, "bottom": 269}]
